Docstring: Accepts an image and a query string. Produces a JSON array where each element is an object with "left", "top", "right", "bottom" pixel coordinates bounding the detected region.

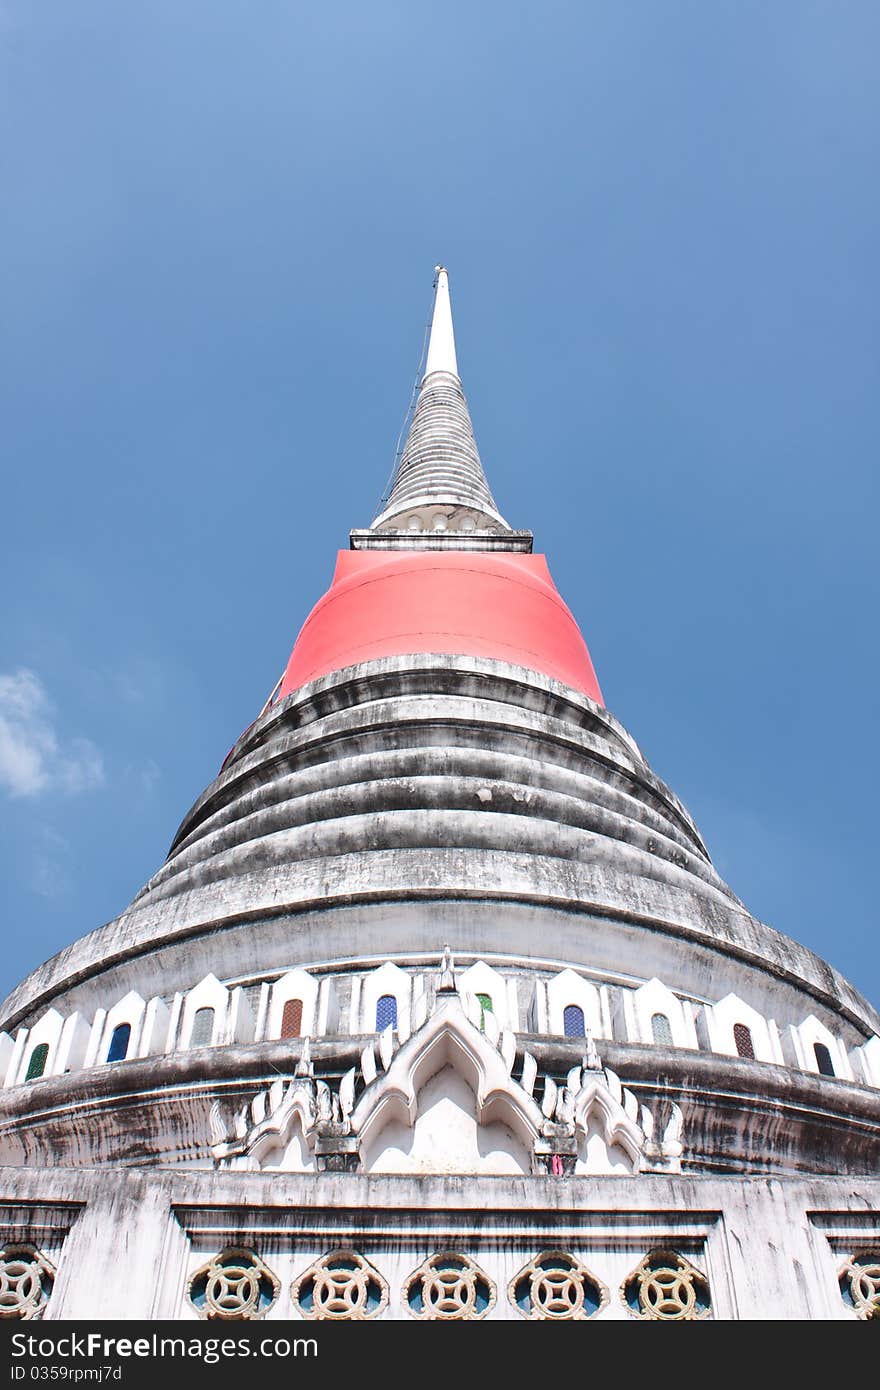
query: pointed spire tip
[{"left": 424, "top": 264, "right": 458, "bottom": 378}]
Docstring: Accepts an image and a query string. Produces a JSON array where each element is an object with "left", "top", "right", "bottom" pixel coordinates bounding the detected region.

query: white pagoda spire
[
  {"left": 364, "top": 266, "right": 529, "bottom": 544},
  {"left": 423, "top": 266, "right": 459, "bottom": 378}
]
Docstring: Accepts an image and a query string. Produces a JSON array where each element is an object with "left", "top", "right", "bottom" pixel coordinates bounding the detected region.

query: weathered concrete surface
[
  {"left": 2, "top": 658, "right": 876, "bottom": 1043},
  {"left": 371, "top": 365, "right": 509, "bottom": 532},
  {"left": 0, "top": 1036, "right": 877, "bottom": 1177},
  {"left": 1, "top": 1164, "right": 877, "bottom": 1319}
]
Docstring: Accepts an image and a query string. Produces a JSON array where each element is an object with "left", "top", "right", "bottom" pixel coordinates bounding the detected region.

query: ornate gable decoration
[{"left": 207, "top": 951, "right": 686, "bottom": 1176}]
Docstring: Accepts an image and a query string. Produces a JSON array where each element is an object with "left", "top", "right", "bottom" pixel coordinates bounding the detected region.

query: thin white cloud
[
  {"left": 29, "top": 827, "right": 75, "bottom": 899},
  {"left": 110, "top": 656, "right": 166, "bottom": 710},
  {"left": 123, "top": 758, "right": 161, "bottom": 795},
  {"left": 0, "top": 669, "right": 105, "bottom": 799}
]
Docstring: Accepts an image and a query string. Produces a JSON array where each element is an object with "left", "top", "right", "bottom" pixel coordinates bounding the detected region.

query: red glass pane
[{"left": 281, "top": 998, "right": 303, "bottom": 1039}]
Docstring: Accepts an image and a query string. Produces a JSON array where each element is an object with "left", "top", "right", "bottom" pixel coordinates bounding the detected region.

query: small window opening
[
  {"left": 814, "top": 1042, "right": 835, "bottom": 1077},
  {"left": 191, "top": 1007, "right": 215, "bottom": 1048},
  {"left": 25, "top": 1043, "right": 49, "bottom": 1082},
  {"left": 106, "top": 1023, "right": 131, "bottom": 1063},
  {"left": 476, "top": 993, "right": 493, "bottom": 1028},
  {"left": 733, "top": 1022, "right": 755, "bottom": 1059},
  {"left": 563, "top": 1004, "right": 585, "bottom": 1037},
  {"left": 376, "top": 994, "right": 398, "bottom": 1032},
  {"left": 651, "top": 1012, "right": 674, "bottom": 1046},
  {"left": 280, "top": 998, "right": 303, "bottom": 1039}
]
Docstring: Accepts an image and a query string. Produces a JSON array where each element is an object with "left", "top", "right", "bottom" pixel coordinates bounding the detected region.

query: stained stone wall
[
  {"left": 0, "top": 655, "right": 876, "bottom": 1322},
  {"left": 1, "top": 1166, "right": 878, "bottom": 1320}
]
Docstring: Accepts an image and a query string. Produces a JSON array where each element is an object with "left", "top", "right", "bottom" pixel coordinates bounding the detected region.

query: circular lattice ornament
[
  {"left": 510, "top": 1250, "right": 608, "bottom": 1319},
  {"left": 622, "top": 1249, "right": 712, "bottom": 1320},
  {"left": 404, "top": 1252, "right": 495, "bottom": 1320},
  {"left": 291, "top": 1250, "right": 388, "bottom": 1320},
  {"left": 187, "top": 1247, "right": 280, "bottom": 1320},
  {"left": 838, "top": 1252, "right": 880, "bottom": 1320},
  {"left": 0, "top": 1245, "right": 55, "bottom": 1320}
]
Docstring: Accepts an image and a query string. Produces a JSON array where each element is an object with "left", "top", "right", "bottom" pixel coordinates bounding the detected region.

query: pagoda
[{"left": 0, "top": 270, "right": 878, "bottom": 1322}]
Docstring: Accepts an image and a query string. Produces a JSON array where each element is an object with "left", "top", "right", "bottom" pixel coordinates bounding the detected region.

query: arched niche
[
  {"left": 546, "top": 969, "right": 602, "bottom": 1036},
  {"left": 252, "top": 1109, "right": 318, "bottom": 1175},
  {"left": 574, "top": 1112, "right": 638, "bottom": 1176},
  {"left": 631, "top": 978, "right": 696, "bottom": 1050},
  {"left": 352, "top": 1002, "right": 542, "bottom": 1176},
  {"left": 179, "top": 975, "right": 229, "bottom": 1050},
  {"left": 706, "top": 994, "right": 778, "bottom": 1064},
  {"left": 792, "top": 1014, "right": 852, "bottom": 1080},
  {"left": 97, "top": 990, "right": 147, "bottom": 1063},
  {"left": 362, "top": 1065, "right": 531, "bottom": 1176},
  {"left": 458, "top": 961, "right": 511, "bottom": 1031},
  {"left": 266, "top": 970, "right": 319, "bottom": 1040},
  {"left": 361, "top": 962, "right": 411, "bottom": 1034}
]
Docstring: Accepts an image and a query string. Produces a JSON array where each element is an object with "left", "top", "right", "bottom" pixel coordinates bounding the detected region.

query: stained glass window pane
[
  {"left": 733, "top": 1022, "right": 755, "bottom": 1059},
  {"left": 651, "top": 1012, "right": 673, "bottom": 1046},
  {"left": 191, "top": 1007, "right": 215, "bottom": 1047},
  {"left": 563, "top": 1004, "right": 585, "bottom": 1037},
  {"left": 106, "top": 1023, "right": 131, "bottom": 1063},
  {"left": 376, "top": 994, "right": 397, "bottom": 1031},
  {"left": 281, "top": 998, "right": 303, "bottom": 1039},
  {"left": 25, "top": 1043, "right": 49, "bottom": 1081}
]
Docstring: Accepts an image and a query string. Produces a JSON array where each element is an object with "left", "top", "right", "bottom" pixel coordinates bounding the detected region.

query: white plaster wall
[
  {"left": 706, "top": 994, "right": 781, "bottom": 1065},
  {"left": 546, "top": 968, "right": 602, "bottom": 1036},
  {"left": 361, "top": 962, "right": 411, "bottom": 1033},
  {"left": 265, "top": 970, "right": 319, "bottom": 1039},
  {"left": 55, "top": 1014, "right": 90, "bottom": 1075},
  {"left": 631, "top": 978, "right": 697, "bottom": 1049},
  {"left": 459, "top": 962, "right": 511, "bottom": 1030},
  {"left": 793, "top": 1015, "right": 853, "bottom": 1081},
  {"left": 138, "top": 996, "right": 171, "bottom": 1057},
  {"left": 574, "top": 1116, "right": 636, "bottom": 1176},
  {"left": 363, "top": 1066, "right": 531, "bottom": 1176},
  {"left": 95, "top": 991, "right": 147, "bottom": 1064},
  {"left": 0, "top": 1165, "right": 872, "bottom": 1320},
  {"left": 852, "top": 1035, "right": 880, "bottom": 1087}
]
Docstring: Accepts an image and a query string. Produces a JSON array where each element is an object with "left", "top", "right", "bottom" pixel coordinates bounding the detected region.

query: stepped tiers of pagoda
[{"left": 0, "top": 268, "right": 877, "bottom": 1322}]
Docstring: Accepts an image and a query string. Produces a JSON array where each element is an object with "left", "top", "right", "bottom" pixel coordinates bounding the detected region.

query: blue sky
[{"left": 1, "top": 2, "right": 878, "bottom": 1011}]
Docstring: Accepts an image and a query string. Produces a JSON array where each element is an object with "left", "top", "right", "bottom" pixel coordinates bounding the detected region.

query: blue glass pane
[
  {"left": 563, "top": 1005, "right": 585, "bottom": 1037},
  {"left": 376, "top": 994, "right": 397, "bottom": 1031},
  {"left": 106, "top": 1023, "right": 131, "bottom": 1063}
]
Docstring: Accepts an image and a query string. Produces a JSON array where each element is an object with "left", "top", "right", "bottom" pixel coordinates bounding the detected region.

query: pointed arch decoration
[{"left": 348, "top": 995, "right": 544, "bottom": 1156}]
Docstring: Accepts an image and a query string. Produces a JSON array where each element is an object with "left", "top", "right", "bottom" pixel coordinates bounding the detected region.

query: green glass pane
[{"left": 25, "top": 1044, "right": 49, "bottom": 1081}]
